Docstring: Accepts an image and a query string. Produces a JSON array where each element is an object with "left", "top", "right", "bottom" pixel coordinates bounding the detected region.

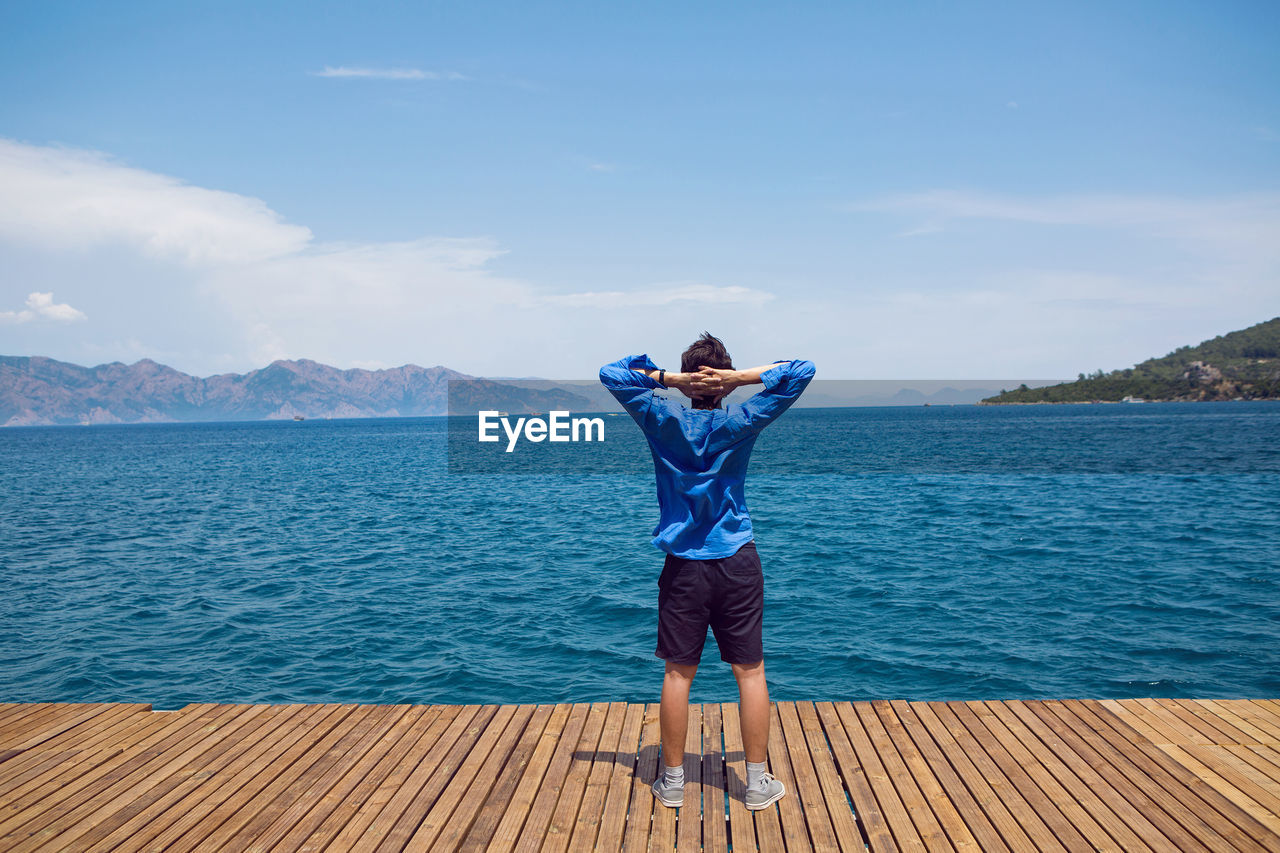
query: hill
[
  {"left": 982, "top": 317, "right": 1280, "bottom": 404},
  {"left": 0, "top": 357, "right": 592, "bottom": 426}
]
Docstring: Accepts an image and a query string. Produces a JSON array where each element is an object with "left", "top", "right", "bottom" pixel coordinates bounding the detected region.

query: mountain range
[
  {"left": 982, "top": 317, "right": 1280, "bottom": 404},
  {"left": 0, "top": 357, "right": 592, "bottom": 427}
]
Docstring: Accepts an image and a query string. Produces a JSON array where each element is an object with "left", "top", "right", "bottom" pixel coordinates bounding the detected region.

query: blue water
[{"left": 2, "top": 403, "right": 1278, "bottom": 709}]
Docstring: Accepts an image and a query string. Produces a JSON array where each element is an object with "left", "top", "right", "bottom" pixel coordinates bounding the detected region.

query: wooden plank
[
  {"left": 873, "top": 701, "right": 978, "bottom": 852},
  {"left": 1246, "top": 701, "right": 1280, "bottom": 728},
  {"left": 567, "top": 701, "right": 629, "bottom": 853},
  {"left": 0, "top": 702, "right": 158, "bottom": 790},
  {"left": 1099, "top": 699, "right": 1171, "bottom": 745},
  {"left": 857, "top": 701, "right": 950, "bottom": 852},
  {"left": 333, "top": 704, "right": 485, "bottom": 852},
  {"left": 0, "top": 703, "right": 65, "bottom": 742},
  {"left": 593, "top": 702, "right": 644, "bottom": 853},
  {"left": 0, "top": 703, "right": 129, "bottom": 753},
  {"left": 980, "top": 700, "right": 1148, "bottom": 853},
  {"left": 818, "top": 701, "right": 897, "bottom": 853},
  {"left": 621, "top": 703, "right": 661, "bottom": 853},
  {"left": 307, "top": 705, "right": 461, "bottom": 853},
  {"left": 1, "top": 705, "right": 187, "bottom": 809},
  {"left": 1227, "top": 745, "right": 1280, "bottom": 787},
  {"left": 512, "top": 702, "right": 592, "bottom": 851},
  {"left": 892, "top": 701, "right": 1009, "bottom": 853},
  {"left": 794, "top": 701, "right": 863, "bottom": 849},
  {"left": 110, "top": 703, "right": 336, "bottom": 853},
  {"left": 1171, "top": 699, "right": 1267, "bottom": 745},
  {"left": 1157, "top": 698, "right": 1250, "bottom": 745},
  {"left": 1197, "top": 700, "right": 1280, "bottom": 744},
  {"left": 184, "top": 704, "right": 377, "bottom": 852},
  {"left": 1078, "top": 698, "right": 1280, "bottom": 850},
  {"left": 365, "top": 704, "right": 501, "bottom": 853},
  {"left": 1133, "top": 697, "right": 1216, "bottom": 745},
  {"left": 1006, "top": 700, "right": 1186, "bottom": 847},
  {"left": 930, "top": 702, "right": 1065, "bottom": 852},
  {"left": 234, "top": 704, "right": 414, "bottom": 852},
  {"left": 675, "top": 702, "right": 703, "bottom": 853},
  {"left": 5, "top": 703, "right": 252, "bottom": 853},
  {"left": 1035, "top": 700, "right": 1231, "bottom": 852},
  {"left": 839, "top": 700, "right": 935, "bottom": 853},
  {"left": 459, "top": 704, "right": 557, "bottom": 852},
  {"left": 700, "top": 702, "right": 728, "bottom": 853},
  {"left": 481, "top": 704, "right": 574, "bottom": 853},
  {"left": 1186, "top": 745, "right": 1280, "bottom": 801},
  {"left": 947, "top": 701, "right": 1091, "bottom": 850},
  {"left": 1177, "top": 745, "right": 1280, "bottom": 832},
  {"left": 64, "top": 703, "right": 280, "bottom": 852},
  {"left": 777, "top": 701, "right": 838, "bottom": 849},
  {"left": 211, "top": 705, "right": 435, "bottom": 853},
  {"left": 421, "top": 704, "right": 534, "bottom": 851},
  {"left": 0, "top": 703, "right": 224, "bottom": 842},
  {"left": 910, "top": 701, "right": 1039, "bottom": 852},
  {"left": 0, "top": 703, "right": 53, "bottom": 733},
  {"left": 767, "top": 701, "right": 812, "bottom": 853},
  {"left": 719, "top": 702, "right": 761, "bottom": 853},
  {"left": 539, "top": 701, "right": 610, "bottom": 852},
  {"left": 647, "top": 701, "right": 681, "bottom": 853},
  {"left": 1219, "top": 701, "right": 1280, "bottom": 743}
]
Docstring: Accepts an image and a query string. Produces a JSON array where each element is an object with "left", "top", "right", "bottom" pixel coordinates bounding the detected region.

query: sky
[{"left": 0, "top": 0, "right": 1277, "bottom": 379}]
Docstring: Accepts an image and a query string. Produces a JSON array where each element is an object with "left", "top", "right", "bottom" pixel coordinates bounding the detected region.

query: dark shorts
[{"left": 656, "top": 540, "right": 764, "bottom": 666}]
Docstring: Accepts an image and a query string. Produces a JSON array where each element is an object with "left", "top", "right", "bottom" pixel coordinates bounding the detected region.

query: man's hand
[{"left": 688, "top": 366, "right": 742, "bottom": 397}]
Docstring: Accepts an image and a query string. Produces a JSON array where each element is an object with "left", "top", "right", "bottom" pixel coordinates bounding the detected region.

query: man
[{"left": 599, "top": 333, "right": 815, "bottom": 811}]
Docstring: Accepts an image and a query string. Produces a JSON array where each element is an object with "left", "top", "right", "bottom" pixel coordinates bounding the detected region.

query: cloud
[
  {"left": 0, "top": 291, "right": 86, "bottom": 324},
  {"left": 851, "top": 189, "right": 1280, "bottom": 263},
  {"left": 311, "top": 66, "right": 467, "bottom": 81},
  {"left": 0, "top": 139, "right": 775, "bottom": 374},
  {"left": 545, "top": 284, "right": 773, "bottom": 309},
  {"left": 0, "top": 138, "right": 311, "bottom": 265},
  {"left": 587, "top": 163, "right": 617, "bottom": 172}
]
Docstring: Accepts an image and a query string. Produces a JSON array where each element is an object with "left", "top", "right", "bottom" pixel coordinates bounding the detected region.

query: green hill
[{"left": 982, "top": 317, "right": 1280, "bottom": 404}]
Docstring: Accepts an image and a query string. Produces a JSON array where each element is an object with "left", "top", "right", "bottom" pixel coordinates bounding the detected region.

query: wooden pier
[{"left": 1, "top": 698, "right": 1278, "bottom": 851}]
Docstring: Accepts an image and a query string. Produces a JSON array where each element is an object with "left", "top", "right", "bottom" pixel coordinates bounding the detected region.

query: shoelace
[{"left": 748, "top": 771, "right": 776, "bottom": 791}]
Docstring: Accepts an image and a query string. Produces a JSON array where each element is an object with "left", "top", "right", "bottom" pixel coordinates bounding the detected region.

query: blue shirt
[{"left": 599, "top": 355, "right": 816, "bottom": 559}]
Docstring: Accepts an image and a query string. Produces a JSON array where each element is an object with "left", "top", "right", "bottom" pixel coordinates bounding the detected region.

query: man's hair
[{"left": 681, "top": 332, "right": 733, "bottom": 374}]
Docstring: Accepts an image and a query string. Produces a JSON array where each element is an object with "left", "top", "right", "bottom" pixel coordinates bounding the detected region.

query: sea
[{"left": 2, "top": 402, "right": 1278, "bottom": 709}]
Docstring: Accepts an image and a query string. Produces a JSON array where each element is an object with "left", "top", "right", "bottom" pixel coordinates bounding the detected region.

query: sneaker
[
  {"left": 745, "top": 772, "right": 785, "bottom": 810},
  {"left": 651, "top": 774, "right": 685, "bottom": 808}
]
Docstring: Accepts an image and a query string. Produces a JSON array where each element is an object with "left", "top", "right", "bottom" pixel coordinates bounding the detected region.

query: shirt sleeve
[
  {"left": 599, "top": 354, "right": 666, "bottom": 423},
  {"left": 737, "top": 359, "right": 816, "bottom": 432}
]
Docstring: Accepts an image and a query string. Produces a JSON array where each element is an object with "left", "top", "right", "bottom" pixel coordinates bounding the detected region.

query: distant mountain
[
  {"left": 982, "top": 317, "right": 1280, "bottom": 404},
  {"left": 0, "top": 356, "right": 593, "bottom": 426}
]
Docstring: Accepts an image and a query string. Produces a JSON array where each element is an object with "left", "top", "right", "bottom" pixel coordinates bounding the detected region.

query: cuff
[
  {"left": 760, "top": 360, "right": 791, "bottom": 390},
  {"left": 628, "top": 354, "right": 664, "bottom": 388}
]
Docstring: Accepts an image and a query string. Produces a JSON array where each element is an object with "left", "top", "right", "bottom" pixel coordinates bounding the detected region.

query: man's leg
[
  {"left": 731, "top": 659, "right": 770, "bottom": 763},
  {"left": 659, "top": 660, "right": 698, "bottom": 768}
]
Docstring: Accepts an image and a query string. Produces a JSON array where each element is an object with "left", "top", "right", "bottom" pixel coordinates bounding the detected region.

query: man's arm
[
  {"left": 598, "top": 355, "right": 676, "bottom": 423},
  {"left": 696, "top": 360, "right": 816, "bottom": 431},
  {"left": 631, "top": 366, "right": 721, "bottom": 398}
]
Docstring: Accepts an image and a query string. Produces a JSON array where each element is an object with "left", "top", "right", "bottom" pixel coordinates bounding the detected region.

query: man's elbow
[
  {"left": 794, "top": 360, "right": 816, "bottom": 381},
  {"left": 599, "top": 364, "right": 627, "bottom": 387}
]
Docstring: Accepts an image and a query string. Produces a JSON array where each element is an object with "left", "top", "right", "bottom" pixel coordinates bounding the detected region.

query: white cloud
[
  {"left": 0, "top": 291, "right": 86, "bottom": 324},
  {"left": 311, "top": 66, "right": 467, "bottom": 81},
  {"left": 851, "top": 189, "right": 1280, "bottom": 261},
  {"left": 0, "top": 139, "right": 776, "bottom": 375},
  {"left": 545, "top": 283, "right": 773, "bottom": 309},
  {"left": 0, "top": 138, "right": 311, "bottom": 265}
]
